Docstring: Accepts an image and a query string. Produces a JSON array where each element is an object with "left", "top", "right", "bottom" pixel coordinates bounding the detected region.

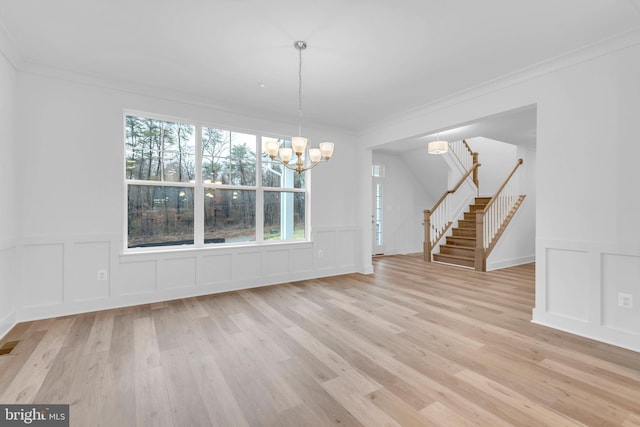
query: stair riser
[
  {"left": 446, "top": 237, "right": 475, "bottom": 247},
  {"left": 463, "top": 212, "right": 477, "bottom": 221},
  {"left": 440, "top": 246, "right": 474, "bottom": 257},
  {"left": 452, "top": 229, "right": 475, "bottom": 238},
  {"left": 458, "top": 220, "right": 475, "bottom": 228},
  {"left": 433, "top": 254, "right": 475, "bottom": 268}
]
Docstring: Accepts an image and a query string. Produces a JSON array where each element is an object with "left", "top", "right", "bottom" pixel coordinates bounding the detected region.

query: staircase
[
  {"left": 433, "top": 197, "right": 490, "bottom": 268},
  {"left": 423, "top": 147, "right": 525, "bottom": 271}
]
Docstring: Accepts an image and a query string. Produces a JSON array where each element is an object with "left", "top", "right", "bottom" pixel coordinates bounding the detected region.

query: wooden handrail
[
  {"left": 426, "top": 163, "right": 481, "bottom": 215},
  {"left": 482, "top": 158, "right": 523, "bottom": 213},
  {"left": 462, "top": 139, "right": 474, "bottom": 157}
]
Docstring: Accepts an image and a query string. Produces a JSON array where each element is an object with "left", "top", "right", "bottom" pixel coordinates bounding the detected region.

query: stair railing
[
  {"left": 449, "top": 140, "right": 479, "bottom": 187},
  {"left": 474, "top": 158, "right": 525, "bottom": 271},
  {"left": 424, "top": 162, "right": 480, "bottom": 262}
]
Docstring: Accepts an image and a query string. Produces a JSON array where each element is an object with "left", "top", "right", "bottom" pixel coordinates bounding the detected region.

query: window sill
[{"left": 119, "top": 240, "right": 313, "bottom": 262}]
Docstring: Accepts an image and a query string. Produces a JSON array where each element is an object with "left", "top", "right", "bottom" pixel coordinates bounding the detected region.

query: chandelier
[
  {"left": 428, "top": 139, "right": 448, "bottom": 154},
  {"left": 264, "top": 41, "right": 334, "bottom": 173},
  {"left": 428, "top": 133, "right": 448, "bottom": 154}
]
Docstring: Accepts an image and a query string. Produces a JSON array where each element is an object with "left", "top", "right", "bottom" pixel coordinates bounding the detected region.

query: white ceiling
[
  {"left": 376, "top": 104, "right": 538, "bottom": 152},
  {"left": 1, "top": 0, "right": 639, "bottom": 135}
]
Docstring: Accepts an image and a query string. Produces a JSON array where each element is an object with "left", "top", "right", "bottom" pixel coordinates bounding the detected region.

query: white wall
[
  {"left": 9, "top": 70, "right": 365, "bottom": 323},
  {"left": 371, "top": 151, "right": 436, "bottom": 255},
  {"left": 360, "top": 34, "right": 640, "bottom": 353},
  {"left": 465, "top": 137, "right": 518, "bottom": 196},
  {"left": 486, "top": 145, "right": 536, "bottom": 270},
  {"left": 0, "top": 54, "right": 17, "bottom": 337},
  {"left": 0, "top": 48, "right": 17, "bottom": 338}
]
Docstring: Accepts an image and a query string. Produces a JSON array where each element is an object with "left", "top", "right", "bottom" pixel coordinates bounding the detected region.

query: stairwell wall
[{"left": 485, "top": 145, "right": 536, "bottom": 270}]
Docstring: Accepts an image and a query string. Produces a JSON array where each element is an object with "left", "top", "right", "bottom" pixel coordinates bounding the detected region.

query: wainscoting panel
[
  {"left": 199, "top": 253, "right": 232, "bottom": 285},
  {"left": 602, "top": 253, "right": 640, "bottom": 335},
  {"left": 69, "top": 241, "right": 110, "bottom": 302},
  {"left": 234, "top": 252, "right": 262, "bottom": 280},
  {"left": 22, "top": 243, "right": 65, "bottom": 308},
  {"left": 160, "top": 257, "right": 197, "bottom": 290},
  {"left": 545, "top": 247, "right": 589, "bottom": 321},
  {"left": 534, "top": 239, "right": 640, "bottom": 353},
  {"left": 336, "top": 228, "right": 358, "bottom": 269},
  {"left": 115, "top": 259, "right": 157, "bottom": 297},
  {"left": 291, "top": 246, "right": 313, "bottom": 274},
  {"left": 263, "top": 249, "right": 290, "bottom": 277},
  {"left": 10, "top": 228, "right": 361, "bottom": 327},
  {"left": 313, "top": 229, "right": 338, "bottom": 270}
]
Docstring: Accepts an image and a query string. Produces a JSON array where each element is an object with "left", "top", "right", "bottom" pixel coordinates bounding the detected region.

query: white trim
[
  {"left": 486, "top": 255, "right": 535, "bottom": 271},
  {"left": 532, "top": 313, "right": 640, "bottom": 354},
  {"left": 534, "top": 238, "right": 640, "bottom": 354},
  {"left": 15, "top": 265, "right": 357, "bottom": 324},
  {"left": 12, "top": 226, "right": 359, "bottom": 324}
]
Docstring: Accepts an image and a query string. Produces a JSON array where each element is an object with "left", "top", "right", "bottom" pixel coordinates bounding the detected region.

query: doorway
[{"left": 372, "top": 164, "right": 384, "bottom": 255}]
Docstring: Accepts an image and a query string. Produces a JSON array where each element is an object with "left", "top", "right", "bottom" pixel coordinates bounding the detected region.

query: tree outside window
[{"left": 125, "top": 114, "right": 307, "bottom": 249}]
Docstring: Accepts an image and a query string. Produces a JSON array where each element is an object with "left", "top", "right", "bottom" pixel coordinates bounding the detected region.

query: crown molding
[
  {"left": 358, "top": 27, "right": 640, "bottom": 137},
  {"left": 17, "top": 60, "right": 358, "bottom": 138}
]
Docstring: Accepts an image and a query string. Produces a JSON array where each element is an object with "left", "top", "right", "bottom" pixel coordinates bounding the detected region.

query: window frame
[{"left": 123, "top": 110, "right": 309, "bottom": 253}]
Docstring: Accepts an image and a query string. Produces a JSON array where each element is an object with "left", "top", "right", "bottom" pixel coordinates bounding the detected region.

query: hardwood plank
[
  {"left": 321, "top": 377, "right": 401, "bottom": 427},
  {"left": 84, "top": 311, "right": 114, "bottom": 355},
  {"left": 1, "top": 256, "right": 639, "bottom": 426},
  {"left": 0, "top": 318, "right": 73, "bottom": 403},
  {"left": 284, "top": 325, "right": 380, "bottom": 394},
  {"left": 455, "top": 368, "right": 589, "bottom": 426}
]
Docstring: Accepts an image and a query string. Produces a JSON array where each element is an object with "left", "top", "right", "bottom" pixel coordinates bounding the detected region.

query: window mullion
[
  {"left": 256, "top": 134, "right": 264, "bottom": 243},
  {"left": 194, "top": 124, "right": 204, "bottom": 248}
]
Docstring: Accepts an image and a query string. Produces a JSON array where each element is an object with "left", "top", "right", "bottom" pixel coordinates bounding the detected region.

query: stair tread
[
  {"left": 440, "top": 244, "right": 473, "bottom": 250},
  {"left": 434, "top": 253, "right": 475, "bottom": 262}
]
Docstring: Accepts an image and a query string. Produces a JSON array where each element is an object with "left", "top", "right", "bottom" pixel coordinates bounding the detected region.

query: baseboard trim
[
  {"left": 532, "top": 309, "right": 640, "bottom": 354},
  {"left": 487, "top": 255, "right": 535, "bottom": 271},
  {"left": 0, "top": 311, "right": 17, "bottom": 342},
  {"left": 16, "top": 266, "right": 359, "bottom": 324}
]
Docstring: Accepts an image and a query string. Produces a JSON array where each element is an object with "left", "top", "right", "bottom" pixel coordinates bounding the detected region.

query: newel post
[
  {"left": 474, "top": 210, "right": 486, "bottom": 272},
  {"left": 472, "top": 152, "right": 479, "bottom": 190},
  {"left": 424, "top": 210, "right": 432, "bottom": 262}
]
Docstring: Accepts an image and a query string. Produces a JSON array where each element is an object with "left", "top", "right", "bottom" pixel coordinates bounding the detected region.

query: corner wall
[{"left": 0, "top": 46, "right": 18, "bottom": 338}]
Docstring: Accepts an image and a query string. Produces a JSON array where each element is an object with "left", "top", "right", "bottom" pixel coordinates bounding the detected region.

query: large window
[{"left": 125, "top": 114, "right": 307, "bottom": 249}]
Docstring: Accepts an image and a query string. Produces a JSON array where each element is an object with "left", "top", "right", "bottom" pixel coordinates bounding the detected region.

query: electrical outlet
[
  {"left": 618, "top": 293, "right": 633, "bottom": 309},
  {"left": 97, "top": 269, "right": 108, "bottom": 281},
  {"left": 318, "top": 250, "right": 324, "bottom": 258}
]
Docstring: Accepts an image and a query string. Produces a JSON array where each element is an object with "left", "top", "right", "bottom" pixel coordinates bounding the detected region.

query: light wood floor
[{"left": 1, "top": 255, "right": 640, "bottom": 426}]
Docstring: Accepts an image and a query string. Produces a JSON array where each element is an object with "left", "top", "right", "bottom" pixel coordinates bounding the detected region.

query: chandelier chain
[{"left": 298, "top": 44, "right": 303, "bottom": 137}]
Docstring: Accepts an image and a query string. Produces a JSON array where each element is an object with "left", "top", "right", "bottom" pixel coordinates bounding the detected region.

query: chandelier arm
[{"left": 275, "top": 158, "right": 325, "bottom": 174}]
